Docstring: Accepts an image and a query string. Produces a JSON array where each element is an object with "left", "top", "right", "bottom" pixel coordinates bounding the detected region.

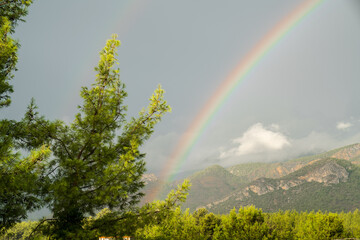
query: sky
[{"left": 3, "top": 0, "right": 360, "bottom": 176}]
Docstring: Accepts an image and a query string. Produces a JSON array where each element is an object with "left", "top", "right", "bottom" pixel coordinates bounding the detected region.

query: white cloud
[
  {"left": 217, "top": 126, "right": 360, "bottom": 168},
  {"left": 220, "top": 123, "right": 290, "bottom": 158},
  {"left": 336, "top": 122, "right": 353, "bottom": 130}
]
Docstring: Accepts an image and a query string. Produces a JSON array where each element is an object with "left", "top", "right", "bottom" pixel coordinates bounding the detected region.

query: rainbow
[{"left": 150, "top": 0, "right": 325, "bottom": 200}]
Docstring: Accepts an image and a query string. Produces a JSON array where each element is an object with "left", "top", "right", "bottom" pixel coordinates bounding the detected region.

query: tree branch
[{"left": 27, "top": 218, "right": 57, "bottom": 240}]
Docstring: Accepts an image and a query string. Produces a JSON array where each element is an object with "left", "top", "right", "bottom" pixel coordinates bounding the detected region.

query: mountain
[
  {"left": 143, "top": 143, "right": 360, "bottom": 213},
  {"left": 207, "top": 158, "right": 360, "bottom": 213},
  {"left": 141, "top": 165, "right": 247, "bottom": 209},
  {"left": 179, "top": 165, "right": 247, "bottom": 210}
]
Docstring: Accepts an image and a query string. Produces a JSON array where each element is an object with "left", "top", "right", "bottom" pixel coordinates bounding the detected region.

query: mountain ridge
[{"left": 143, "top": 143, "right": 360, "bottom": 213}]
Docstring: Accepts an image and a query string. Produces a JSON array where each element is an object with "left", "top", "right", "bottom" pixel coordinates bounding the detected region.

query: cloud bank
[
  {"left": 220, "top": 123, "right": 290, "bottom": 158},
  {"left": 144, "top": 121, "right": 360, "bottom": 174},
  {"left": 217, "top": 122, "right": 360, "bottom": 168},
  {"left": 337, "top": 121, "right": 353, "bottom": 130}
]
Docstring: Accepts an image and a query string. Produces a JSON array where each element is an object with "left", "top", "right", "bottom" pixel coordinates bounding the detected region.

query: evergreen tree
[
  {"left": 213, "top": 206, "right": 269, "bottom": 240},
  {"left": 13, "top": 35, "right": 171, "bottom": 238},
  {"left": 294, "top": 211, "right": 344, "bottom": 240},
  {"left": 265, "top": 210, "right": 297, "bottom": 240},
  {"left": 193, "top": 208, "right": 221, "bottom": 239}
]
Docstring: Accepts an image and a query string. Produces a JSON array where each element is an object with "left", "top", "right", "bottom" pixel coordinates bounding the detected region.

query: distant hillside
[
  {"left": 207, "top": 158, "right": 360, "bottom": 213},
  {"left": 141, "top": 165, "right": 247, "bottom": 209},
  {"left": 143, "top": 143, "right": 360, "bottom": 213},
  {"left": 181, "top": 165, "right": 247, "bottom": 210},
  {"left": 227, "top": 161, "right": 303, "bottom": 182}
]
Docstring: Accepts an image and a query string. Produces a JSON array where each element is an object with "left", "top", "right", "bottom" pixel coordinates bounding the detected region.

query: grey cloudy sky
[{"left": 3, "top": 0, "right": 360, "bottom": 175}]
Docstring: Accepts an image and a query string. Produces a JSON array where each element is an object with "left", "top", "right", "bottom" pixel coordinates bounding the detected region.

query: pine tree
[{"left": 14, "top": 35, "right": 171, "bottom": 238}]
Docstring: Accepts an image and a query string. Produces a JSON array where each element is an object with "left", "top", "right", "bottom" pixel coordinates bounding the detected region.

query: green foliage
[
  {"left": 213, "top": 206, "right": 269, "bottom": 240},
  {"left": 294, "top": 211, "right": 344, "bottom": 240},
  {"left": 0, "top": 1, "right": 44, "bottom": 234},
  {"left": 83, "top": 179, "right": 191, "bottom": 238},
  {"left": 0, "top": 221, "right": 46, "bottom": 240},
  {"left": 339, "top": 209, "right": 360, "bottom": 237},
  {"left": 8, "top": 34, "right": 172, "bottom": 238},
  {"left": 193, "top": 208, "right": 221, "bottom": 240},
  {"left": 1, "top": 3, "right": 175, "bottom": 236},
  {"left": 134, "top": 181, "right": 208, "bottom": 240},
  {"left": 265, "top": 210, "right": 297, "bottom": 240},
  {"left": 266, "top": 210, "right": 355, "bottom": 240},
  {"left": 135, "top": 208, "right": 203, "bottom": 240},
  {"left": 0, "top": 0, "right": 33, "bottom": 108},
  {"left": 4, "top": 202, "right": 360, "bottom": 239},
  {"left": 0, "top": 144, "right": 50, "bottom": 233}
]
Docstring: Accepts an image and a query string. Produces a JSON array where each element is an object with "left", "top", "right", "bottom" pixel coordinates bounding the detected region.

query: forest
[
  {"left": 1, "top": 1, "right": 360, "bottom": 239},
  {"left": 2, "top": 205, "right": 360, "bottom": 239}
]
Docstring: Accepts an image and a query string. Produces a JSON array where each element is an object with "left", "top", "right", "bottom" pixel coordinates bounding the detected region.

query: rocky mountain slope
[
  {"left": 143, "top": 143, "right": 360, "bottom": 213},
  {"left": 207, "top": 158, "right": 360, "bottom": 213}
]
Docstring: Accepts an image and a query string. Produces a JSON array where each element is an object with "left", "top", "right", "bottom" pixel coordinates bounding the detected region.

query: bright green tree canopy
[{"left": 12, "top": 35, "right": 171, "bottom": 238}]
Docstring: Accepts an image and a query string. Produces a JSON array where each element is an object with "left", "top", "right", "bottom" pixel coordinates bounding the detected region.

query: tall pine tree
[{"left": 14, "top": 35, "right": 171, "bottom": 238}]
